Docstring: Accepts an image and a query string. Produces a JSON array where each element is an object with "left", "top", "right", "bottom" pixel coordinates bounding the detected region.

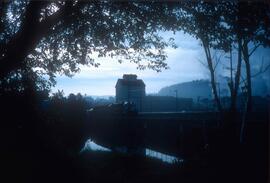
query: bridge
[{"left": 86, "top": 105, "right": 222, "bottom": 159}]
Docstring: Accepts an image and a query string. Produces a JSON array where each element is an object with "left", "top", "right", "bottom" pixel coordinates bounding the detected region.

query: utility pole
[
  {"left": 216, "top": 82, "right": 221, "bottom": 99},
  {"left": 230, "top": 47, "right": 233, "bottom": 88},
  {"left": 174, "top": 90, "right": 178, "bottom": 112},
  {"left": 217, "top": 82, "right": 221, "bottom": 109},
  {"left": 218, "top": 83, "right": 221, "bottom": 100},
  {"left": 128, "top": 85, "right": 130, "bottom": 103}
]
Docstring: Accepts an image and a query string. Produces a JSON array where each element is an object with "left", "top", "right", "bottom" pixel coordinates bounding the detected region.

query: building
[
  {"left": 115, "top": 74, "right": 194, "bottom": 112},
  {"left": 115, "top": 74, "right": 145, "bottom": 111}
]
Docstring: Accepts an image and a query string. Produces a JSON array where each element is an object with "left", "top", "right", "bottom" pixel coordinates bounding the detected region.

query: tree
[
  {"left": 168, "top": 1, "right": 231, "bottom": 112},
  {"left": 165, "top": 1, "right": 270, "bottom": 113},
  {"left": 233, "top": 2, "right": 270, "bottom": 112},
  {"left": 214, "top": 1, "right": 270, "bottom": 112},
  {"left": 168, "top": 1, "right": 269, "bottom": 145},
  {"left": 0, "top": 1, "right": 173, "bottom": 92}
]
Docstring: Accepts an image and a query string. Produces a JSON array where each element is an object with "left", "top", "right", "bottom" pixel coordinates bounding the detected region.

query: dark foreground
[
  {"left": 3, "top": 122, "right": 268, "bottom": 183},
  {"left": 1, "top": 94, "right": 268, "bottom": 183}
]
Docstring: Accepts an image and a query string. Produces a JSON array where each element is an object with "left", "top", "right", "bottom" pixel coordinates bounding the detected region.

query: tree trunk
[
  {"left": 0, "top": 1, "right": 72, "bottom": 80},
  {"left": 242, "top": 40, "right": 252, "bottom": 112},
  {"left": 0, "top": 2, "right": 45, "bottom": 80},
  {"left": 230, "top": 39, "right": 242, "bottom": 111},
  {"left": 202, "top": 40, "right": 223, "bottom": 113}
]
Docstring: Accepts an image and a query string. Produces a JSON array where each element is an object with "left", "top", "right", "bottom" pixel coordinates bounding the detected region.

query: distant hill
[
  {"left": 84, "top": 95, "right": 115, "bottom": 106},
  {"left": 158, "top": 80, "right": 213, "bottom": 101},
  {"left": 85, "top": 95, "right": 114, "bottom": 100}
]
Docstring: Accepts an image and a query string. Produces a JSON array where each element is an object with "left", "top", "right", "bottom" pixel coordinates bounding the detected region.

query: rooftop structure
[{"left": 115, "top": 74, "right": 145, "bottom": 111}]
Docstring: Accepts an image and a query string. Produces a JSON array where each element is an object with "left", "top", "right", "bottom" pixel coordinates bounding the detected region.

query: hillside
[{"left": 158, "top": 80, "right": 212, "bottom": 101}]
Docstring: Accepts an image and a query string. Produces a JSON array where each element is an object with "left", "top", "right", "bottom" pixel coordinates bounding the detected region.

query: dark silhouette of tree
[
  {"left": 232, "top": 2, "right": 270, "bottom": 112},
  {"left": 160, "top": 1, "right": 270, "bottom": 113},
  {"left": 166, "top": 1, "right": 230, "bottom": 112},
  {"left": 0, "top": 1, "right": 174, "bottom": 91},
  {"left": 46, "top": 92, "right": 89, "bottom": 155}
]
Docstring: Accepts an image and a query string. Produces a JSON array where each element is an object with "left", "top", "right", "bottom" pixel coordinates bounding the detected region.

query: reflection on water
[
  {"left": 81, "top": 139, "right": 111, "bottom": 152},
  {"left": 81, "top": 139, "right": 182, "bottom": 164},
  {"left": 145, "top": 148, "right": 182, "bottom": 163}
]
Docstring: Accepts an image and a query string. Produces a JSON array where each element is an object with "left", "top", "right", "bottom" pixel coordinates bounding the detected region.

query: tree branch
[
  {"left": 38, "top": 2, "right": 75, "bottom": 35},
  {"left": 239, "top": 57, "right": 270, "bottom": 85},
  {"left": 0, "top": 1, "right": 47, "bottom": 79},
  {"left": 197, "top": 57, "right": 208, "bottom": 69},
  {"left": 0, "top": 2, "right": 81, "bottom": 79},
  {"left": 252, "top": 63, "right": 270, "bottom": 78},
  {"left": 213, "top": 51, "right": 224, "bottom": 71},
  {"left": 248, "top": 43, "right": 261, "bottom": 57}
]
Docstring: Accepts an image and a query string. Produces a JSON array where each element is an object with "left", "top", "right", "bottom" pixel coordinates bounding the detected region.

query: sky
[{"left": 52, "top": 31, "right": 270, "bottom": 96}]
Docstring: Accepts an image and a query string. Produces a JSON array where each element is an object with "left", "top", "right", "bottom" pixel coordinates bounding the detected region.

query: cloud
[{"left": 52, "top": 32, "right": 211, "bottom": 95}]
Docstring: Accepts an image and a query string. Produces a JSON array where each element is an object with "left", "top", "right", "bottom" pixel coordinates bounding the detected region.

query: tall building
[{"left": 115, "top": 74, "right": 145, "bottom": 111}]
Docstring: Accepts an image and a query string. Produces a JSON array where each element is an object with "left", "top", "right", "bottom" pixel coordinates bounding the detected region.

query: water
[
  {"left": 81, "top": 139, "right": 183, "bottom": 164},
  {"left": 145, "top": 148, "right": 183, "bottom": 163},
  {"left": 81, "top": 139, "right": 111, "bottom": 152}
]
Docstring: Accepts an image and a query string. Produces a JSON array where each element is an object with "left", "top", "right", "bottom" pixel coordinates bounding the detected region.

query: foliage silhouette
[{"left": 0, "top": 1, "right": 175, "bottom": 91}]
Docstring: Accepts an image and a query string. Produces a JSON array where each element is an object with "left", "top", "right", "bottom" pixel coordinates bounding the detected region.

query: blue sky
[{"left": 52, "top": 31, "right": 270, "bottom": 96}]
